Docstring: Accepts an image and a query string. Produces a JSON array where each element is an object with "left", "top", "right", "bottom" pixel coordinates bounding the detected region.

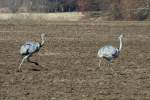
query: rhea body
[
  {"left": 18, "top": 33, "right": 45, "bottom": 71},
  {"left": 97, "top": 34, "right": 123, "bottom": 66}
]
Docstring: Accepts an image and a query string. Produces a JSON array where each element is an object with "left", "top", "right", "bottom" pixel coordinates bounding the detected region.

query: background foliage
[{"left": 0, "top": 0, "right": 149, "bottom": 20}]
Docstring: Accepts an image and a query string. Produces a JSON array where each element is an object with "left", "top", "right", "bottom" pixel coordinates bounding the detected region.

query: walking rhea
[
  {"left": 97, "top": 34, "right": 123, "bottom": 67},
  {"left": 18, "top": 33, "right": 46, "bottom": 72}
]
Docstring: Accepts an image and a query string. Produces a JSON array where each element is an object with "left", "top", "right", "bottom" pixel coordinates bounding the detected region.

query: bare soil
[{"left": 0, "top": 21, "right": 150, "bottom": 100}]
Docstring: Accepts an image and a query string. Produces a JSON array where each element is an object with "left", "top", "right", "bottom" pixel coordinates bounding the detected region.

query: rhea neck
[
  {"left": 40, "top": 34, "right": 45, "bottom": 47},
  {"left": 118, "top": 37, "right": 122, "bottom": 51}
]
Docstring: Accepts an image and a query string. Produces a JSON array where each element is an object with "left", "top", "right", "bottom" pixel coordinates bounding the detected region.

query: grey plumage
[
  {"left": 18, "top": 33, "right": 45, "bottom": 72},
  {"left": 20, "top": 42, "right": 40, "bottom": 55},
  {"left": 97, "top": 34, "right": 123, "bottom": 66}
]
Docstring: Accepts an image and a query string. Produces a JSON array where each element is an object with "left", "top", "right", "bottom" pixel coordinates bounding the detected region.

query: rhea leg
[
  {"left": 107, "top": 59, "right": 114, "bottom": 72},
  {"left": 18, "top": 55, "right": 29, "bottom": 72},
  {"left": 99, "top": 58, "right": 102, "bottom": 67}
]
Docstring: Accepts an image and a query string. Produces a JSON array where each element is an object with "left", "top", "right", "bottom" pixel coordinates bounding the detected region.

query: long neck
[
  {"left": 118, "top": 37, "right": 122, "bottom": 51},
  {"left": 41, "top": 36, "right": 45, "bottom": 47}
]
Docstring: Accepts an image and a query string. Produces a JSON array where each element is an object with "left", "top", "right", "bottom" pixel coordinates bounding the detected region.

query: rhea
[
  {"left": 18, "top": 33, "right": 45, "bottom": 72},
  {"left": 97, "top": 34, "right": 123, "bottom": 67}
]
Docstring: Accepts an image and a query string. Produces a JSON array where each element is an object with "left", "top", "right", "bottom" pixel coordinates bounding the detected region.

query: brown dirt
[{"left": 0, "top": 21, "right": 150, "bottom": 100}]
